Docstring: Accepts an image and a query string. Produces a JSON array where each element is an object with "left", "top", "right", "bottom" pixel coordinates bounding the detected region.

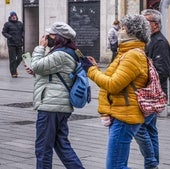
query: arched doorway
[{"left": 23, "top": 0, "right": 39, "bottom": 53}]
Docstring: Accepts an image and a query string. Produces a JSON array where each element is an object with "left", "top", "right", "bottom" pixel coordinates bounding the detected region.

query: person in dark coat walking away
[
  {"left": 2, "top": 11, "right": 24, "bottom": 78},
  {"left": 134, "top": 9, "right": 170, "bottom": 169}
]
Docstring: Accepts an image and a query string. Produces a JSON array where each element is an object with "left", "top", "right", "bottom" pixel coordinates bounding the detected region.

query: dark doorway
[
  {"left": 68, "top": 0, "right": 100, "bottom": 62},
  {"left": 23, "top": 0, "right": 39, "bottom": 53},
  {"left": 147, "top": 0, "right": 161, "bottom": 10}
]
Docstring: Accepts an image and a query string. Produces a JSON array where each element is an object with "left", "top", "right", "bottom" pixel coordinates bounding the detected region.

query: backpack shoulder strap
[
  {"left": 49, "top": 72, "right": 70, "bottom": 92},
  {"left": 56, "top": 73, "right": 70, "bottom": 92},
  {"left": 53, "top": 47, "right": 79, "bottom": 62},
  {"left": 49, "top": 47, "right": 77, "bottom": 91}
]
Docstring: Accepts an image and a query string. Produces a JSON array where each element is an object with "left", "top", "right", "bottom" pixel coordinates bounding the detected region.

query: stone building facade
[{"left": 0, "top": 0, "right": 169, "bottom": 62}]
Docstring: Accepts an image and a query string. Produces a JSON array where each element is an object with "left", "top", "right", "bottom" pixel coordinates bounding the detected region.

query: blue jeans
[
  {"left": 134, "top": 114, "right": 159, "bottom": 169},
  {"left": 106, "top": 119, "right": 141, "bottom": 169},
  {"left": 35, "top": 110, "right": 85, "bottom": 169}
]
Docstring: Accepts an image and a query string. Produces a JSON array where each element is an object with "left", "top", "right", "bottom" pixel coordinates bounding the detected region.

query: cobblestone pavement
[{"left": 0, "top": 59, "right": 170, "bottom": 169}]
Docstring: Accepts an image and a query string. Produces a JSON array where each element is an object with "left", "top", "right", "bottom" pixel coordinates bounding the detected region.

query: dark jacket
[
  {"left": 146, "top": 31, "right": 170, "bottom": 95},
  {"left": 2, "top": 16, "right": 24, "bottom": 47}
]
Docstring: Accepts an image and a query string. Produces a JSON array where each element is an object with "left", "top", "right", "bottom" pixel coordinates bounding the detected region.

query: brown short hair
[{"left": 113, "top": 19, "right": 120, "bottom": 25}]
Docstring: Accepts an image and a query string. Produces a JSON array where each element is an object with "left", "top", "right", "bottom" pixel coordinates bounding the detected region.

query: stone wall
[
  {"left": 126, "top": 0, "right": 140, "bottom": 15},
  {"left": 39, "top": 0, "right": 67, "bottom": 38},
  {"left": 0, "top": 0, "right": 149, "bottom": 61}
]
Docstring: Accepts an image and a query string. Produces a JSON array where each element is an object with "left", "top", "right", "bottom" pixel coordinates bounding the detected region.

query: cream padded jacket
[{"left": 31, "top": 46, "right": 76, "bottom": 113}]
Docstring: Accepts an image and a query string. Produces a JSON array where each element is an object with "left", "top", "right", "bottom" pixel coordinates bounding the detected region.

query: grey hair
[
  {"left": 121, "top": 14, "right": 151, "bottom": 43},
  {"left": 141, "top": 9, "right": 162, "bottom": 29}
]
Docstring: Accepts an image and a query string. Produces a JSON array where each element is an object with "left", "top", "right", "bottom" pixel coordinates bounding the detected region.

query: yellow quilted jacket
[{"left": 88, "top": 40, "right": 148, "bottom": 124}]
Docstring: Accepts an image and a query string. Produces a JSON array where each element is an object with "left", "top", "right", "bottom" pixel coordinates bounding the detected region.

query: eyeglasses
[{"left": 146, "top": 19, "right": 157, "bottom": 23}]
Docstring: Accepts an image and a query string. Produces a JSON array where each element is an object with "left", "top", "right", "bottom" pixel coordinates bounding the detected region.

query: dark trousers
[
  {"left": 8, "top": 45, "right": 23, "bottom": 75},
  {"left": 111, "top": 51, "right": 117, "bottom": 62},
  {"left": 35, "top": 110, "right": 85, "bottom": 169},
  {"left": 134, "top": 114, "right": 159, "bottom": 169},
  {"left": 110, "top": 42, "right": 118, "bottom": 62}
]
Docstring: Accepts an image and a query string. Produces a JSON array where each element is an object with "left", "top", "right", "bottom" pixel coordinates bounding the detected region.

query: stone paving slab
[{"left": 0, "top": 59, "right": 170, "bottom": 169}]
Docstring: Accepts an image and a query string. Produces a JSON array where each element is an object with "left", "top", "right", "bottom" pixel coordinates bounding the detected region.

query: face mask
[
  {"left": 47, "top": 35, "right": 55, "bottom": 48},
  {"left": 117, "top": 29, "right": 128, "bottom": 44},
  {"left": 117, "top": 29, "right": 137, "bottom": 45}
]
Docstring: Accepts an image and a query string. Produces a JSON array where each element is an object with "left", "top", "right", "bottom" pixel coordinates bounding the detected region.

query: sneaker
[{"left": 12, "top": 74, "right": 18, "bottom": 78}]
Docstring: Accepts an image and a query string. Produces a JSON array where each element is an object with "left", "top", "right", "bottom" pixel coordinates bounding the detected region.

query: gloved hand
[
  {"left": 80, "top": 57, "right": 94, "bottom": 72},
  {"left": 100, "top": 116, "right": 113, "bottom": 127}
]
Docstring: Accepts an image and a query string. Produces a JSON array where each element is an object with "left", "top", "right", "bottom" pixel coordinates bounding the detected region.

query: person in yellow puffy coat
[{"left": 81, "top": 14, "right": 151, "bottom": 169}]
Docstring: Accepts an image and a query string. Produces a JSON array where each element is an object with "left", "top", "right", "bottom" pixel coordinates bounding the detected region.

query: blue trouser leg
[
  {"left": 134, "top": 114, "right": 159, "bottom": 169},
  {"left": 35, "top": 110, "right": 84, "bottom": 169},
  {"left": 106, "top": 119, "right": 141, "bottom": 169},
  {"left": 53, "top": 114, "right": 85, "bottom": 169}
]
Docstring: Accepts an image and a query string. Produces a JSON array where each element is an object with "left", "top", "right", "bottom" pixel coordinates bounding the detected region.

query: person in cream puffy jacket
[{"left": 30, "top": 22, "right": 85, "bottom": 169}]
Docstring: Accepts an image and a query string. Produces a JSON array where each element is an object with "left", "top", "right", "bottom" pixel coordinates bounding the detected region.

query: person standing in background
[
  {"left": 2, "top": 11, "right": 24, "bottom": 78},
  {"left": 107, "top": 19, "right": 120, "bottom": 62},
  {"left": 135, "top": 9, "right": 170, "bottom": 169}
]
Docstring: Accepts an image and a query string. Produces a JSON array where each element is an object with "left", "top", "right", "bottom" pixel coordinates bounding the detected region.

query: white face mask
[
  {"left": 117, "top": 29, "right": 129, "bottom": 45},
  {"left": 117, "top": 29, "right": 138, "bottom": 45}
]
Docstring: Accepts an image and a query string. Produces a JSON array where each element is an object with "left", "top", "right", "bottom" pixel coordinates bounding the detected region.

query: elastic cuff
[{"left": 100, "top": 113, "right": 109, "bottom": 117}]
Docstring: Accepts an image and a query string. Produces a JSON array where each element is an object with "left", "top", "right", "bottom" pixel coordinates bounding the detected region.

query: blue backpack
[{"left": 49, "top": 47, "right": 91, "bottom": 108}]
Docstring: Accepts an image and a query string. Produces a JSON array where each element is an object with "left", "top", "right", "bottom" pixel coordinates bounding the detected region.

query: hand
[
  {"left": 100, "top": 116, "right": 113, "bottom": 127},
  {"left": 24, "top": 65, "right": 35, "bottom": 75},
  {"left": 80, "top": 56, "right": 96, "bottom": 72},
  {"left": 87, "top": 56, "right": 97, "bottom": 66},
  {"left": 39, "top": 35, "right": 48, "bottom": 47}
]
